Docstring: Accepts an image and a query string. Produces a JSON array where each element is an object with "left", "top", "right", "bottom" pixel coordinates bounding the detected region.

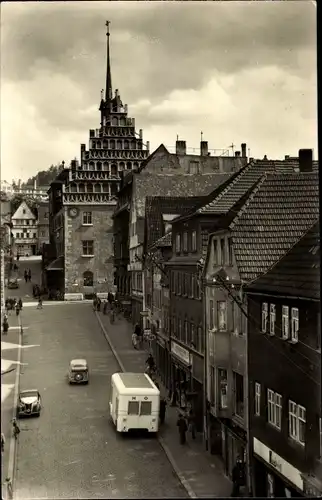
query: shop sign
[
  {"left": 171, "top": 341, "right": 190, "bottom": 365},
  {"left": 269, "top": 450, "right": 282, "bottom": 473}
]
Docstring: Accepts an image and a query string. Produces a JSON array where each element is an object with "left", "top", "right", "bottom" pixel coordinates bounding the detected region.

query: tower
[{"left": 61, "top": 22, "right": 150, "bottom": 298}]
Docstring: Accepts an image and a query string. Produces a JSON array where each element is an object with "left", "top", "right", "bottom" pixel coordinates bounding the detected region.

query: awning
[{"left": 46, "top": 256, "right": 64, "bottom": 271}]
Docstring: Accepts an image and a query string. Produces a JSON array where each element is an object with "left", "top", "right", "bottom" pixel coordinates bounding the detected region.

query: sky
[{"left": 1, "top": 0, "right": 317, "bottom": 183}]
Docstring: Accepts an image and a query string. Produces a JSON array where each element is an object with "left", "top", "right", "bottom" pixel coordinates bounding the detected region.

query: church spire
[{"left": 105, "top": 20, "right": 112, "bottom": 101}]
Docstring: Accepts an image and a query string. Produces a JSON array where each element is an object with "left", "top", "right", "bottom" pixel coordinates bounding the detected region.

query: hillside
[{"left": 22, "top": 164, "right": 64, "bottom": 187}]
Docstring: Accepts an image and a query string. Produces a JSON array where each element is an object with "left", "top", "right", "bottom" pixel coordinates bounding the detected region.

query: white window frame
[
  {"left": 261, "top": 302, "right": 268, "bottom": 333},
  {"left": 289, "top": 400, "right": 306, "bottom": 445},
  {"left": 267, "top": 389, "right": 282, "bottom": 430},
  {"left": 83, "top": 211, "right": 93, "bottom": 225},
  {"left": 191, "top": 231, "right": 197, "bottom": 252},
  {"left": 217, "top": 301, "right": 227, "bottom": 332},
  {"left": 255, "top": 382, "right": 261, "bottom": 416},
  {"left": 269, "top": 304, "right": 276, "bottom": 336},
  {"left": 282, "top": 305, "right": 289, "bottom": 339},
  {"left": 175, "top": 233, "right": 181, "bottom": 253},
  {"left": 290, "top": 307, "right": 299, "bottom": 343},
  {"left": 82, "top": 240, "right": 94, "bottom": 257}
]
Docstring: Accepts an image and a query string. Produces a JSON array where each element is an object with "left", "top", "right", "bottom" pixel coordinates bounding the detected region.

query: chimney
[
  {"left": 299, "top": 149, "right": 313, "bottom": 172},
  {"left": 176, "top": 140, "right": 186, "bottom": 155},
  {"left": 235, "top": 151, "right": 241, "bottom": 157},
  {"left": 146, "top": 141, "right": 150, "bottom": 153},
  {"left": 200, "top": 141, "right": 208, "bottom": 157},
  {"left": 139, "top": 129, "right": 143, "bottom": 139},
  {"left": 34, "top": 178, "right": 37, "bottom": 190},
  {"left": 90, "top": 129, "right": 95, "bottom": 138},
  {"left": 263, "top": 155, "right": 267, "bottom": 160},
  {"left": 285, "top": 155, "right": 290, "bottom": 160},
  {"left": 241, "top": 143, "right": 247, "bottom": 157}
]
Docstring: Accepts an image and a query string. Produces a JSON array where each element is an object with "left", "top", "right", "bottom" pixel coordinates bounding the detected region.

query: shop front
[
  {"left": 252, "top": 437, "right": 304, "bottom": 497},
  {"left": 170, "top": 341, "right": 192, "bottom": 408}
]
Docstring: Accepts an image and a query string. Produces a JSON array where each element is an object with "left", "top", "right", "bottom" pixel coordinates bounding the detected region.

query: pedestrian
[
  {"left": 1, "top": 432, "right": 5, "bottom": 453},
  {"left": 146, "top": 353, "right": 155, "bottom": 371},
  {"left": 15, "top": 304, "right": 20, "bottom": 316},
  {"left": 159, "top": 397, "right": 167, "bottom": 425},
  {"left": 24, "top": 270, "right": 28, "bottom": 283},
  {"left": 37, "top": 297, "right": 43, "bottom": 309},
  {"left": 132, "top": 332, "right": 138, "bottom": 349},
  {"left": 134, "top": 323, "right": 142, "bottom": 348},
  {"left": 103, "top": 300, "right": 108, "bottom": 315},
  {"left": 231, "top": 457, "right": 246, "bottom": 497},
  {"left": 12, "top": 418, "right": 20, "bottom": 439},
  {"left": 28, "top": 269, "right": 31, "bottom": 282},
  {"left": 17, "top": 254, "right": 20, "bottom": 261},
  {"left": 3, "top": 314, "right": 9, "bottom": 334},
  {"left": 93, "top": 296, "right": 97, "bottom": 311},
  {"left": 18, "top": 298, "right": 23, "bottom": 310},
  {"left": 97, "top": 297, "right": 101, "bottom": 312},
  {"left": 108, "top": 292, "right": 114, "bottom": 306},
  {"left": 187, "top": 409, "right": 196, "bottom": 440},
  {"left": 177, "top": 413, "right": 188, "bottom": 445}
]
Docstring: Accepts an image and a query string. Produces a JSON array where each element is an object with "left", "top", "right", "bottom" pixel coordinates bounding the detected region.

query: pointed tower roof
[{"left": 105, "top": 20, "right": 112, "bottom": 101}]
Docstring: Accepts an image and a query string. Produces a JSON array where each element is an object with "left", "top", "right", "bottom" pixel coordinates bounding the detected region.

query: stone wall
[{"left": 64, "top": 205, "right": 115, "bottom": 294}]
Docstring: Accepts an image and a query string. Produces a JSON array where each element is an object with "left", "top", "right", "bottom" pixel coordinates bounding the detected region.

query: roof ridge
[
  {"left": 228, "top": 172, "right": 267, "bottom": 230},
  {"left": 196, "top": 161, "right": 254, "bottom": 213}
]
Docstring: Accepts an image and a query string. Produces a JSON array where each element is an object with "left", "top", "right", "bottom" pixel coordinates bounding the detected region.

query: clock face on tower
[{"left": 69, "top": 207, "right": 79, "bottom": 218}]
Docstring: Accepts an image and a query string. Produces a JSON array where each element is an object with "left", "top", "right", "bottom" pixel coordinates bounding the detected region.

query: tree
[{"left": 22, "top": 163, "right": 64, "bottom": 188}]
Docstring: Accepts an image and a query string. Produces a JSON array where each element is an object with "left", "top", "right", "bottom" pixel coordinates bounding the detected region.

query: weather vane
[{"left": 106, "top": 20, "right": 110, "bottom": 35}]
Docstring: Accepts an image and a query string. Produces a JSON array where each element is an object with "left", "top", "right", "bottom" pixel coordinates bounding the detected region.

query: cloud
[{"left": 0, "top": 1, "right": 317, "bottom": 181}]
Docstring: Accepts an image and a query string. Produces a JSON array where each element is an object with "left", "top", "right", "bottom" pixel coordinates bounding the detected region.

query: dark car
[
  {"left": 8, "top": 279, "right": 19, "bottom": 290},
  {"left": 18, "top": 389, "right": 42, "bottom": 417},
  {"left": 68, "top": 359, "right": 89, "bottom": 384}
]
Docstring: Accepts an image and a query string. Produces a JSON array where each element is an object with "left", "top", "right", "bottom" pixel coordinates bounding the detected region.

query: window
[
  {"left": 213, "top": 239, "right": 218, "bottom": 265},
  {"left": 23, "top": 209, "right": 26, "bottom": 214},
  {"left": 33, "top": 233, "right": 37, "bottom": 238},
  {"left": 83, "top": 211, "right": 92, "bottom": 225},
  {"left": 267, "top": 389, "right": 282, "bottom": 429},
  {"left": 83, "top": 270, "right": 94, "bottom": 286},
  {"left": 140, "top": 401, "right": 152, "bottom": 416},
  {"left": 26, "top": 220, "right": 30, "bottom": 225},
  {"left": 220, "top": 238, "right": 225, "bottom": 265},
  {"left": 269, "top": 304, "right": 276, "bottom": 335},
  {"left": 198, "top": 325, "right": 203, "bottom": 352},
  {"left": 128, "top": 401, "right": 140, "bottom": 415},
  {"left": 209, "top": 300, "right": 214, "bottom": 330},
  {"left": 255, "top": 382, "right": 261, "bottom": 416},
  {"left": 178, "top": 318, "right": 182, "bottom": 341},
  {"left": 190, "top": 323, "right": 195, "bottom": 347},
  {"left": 233, "top": 372, "right": 244, "bottom": 417},
  {"left": 228, "top": 237, "right": 233, "bottom": 266},
  {"left": 178, "top": 272, "right": 182, "bottom": 295},
  {"left": 217, "top": 301, "right": 227, "bottom": 331},
  {"left": 289, "top": 401, "right": 306, "bottom": 445},
  {"left": 282, "top": 306, "right": 289, "bottom": 339},
  {"left": 218, "top": 369, "right": 228, "bottom": 409},
  {"left": 184, "top": 319, "right": 188, "bottom": 344},
  {"left": 192, "top": 231, "right": 197, "bottom": 252},
  {"left": 82, "top": 240, "right": 94, "bottom": 256},
  {"left": 176, "top": 233, "right": 181, "bottom": 253},
  {"left": 183, "top": 232, "right": 188, "bottom": 252},
  {"left": 261, "top": 303, "right": 268, "bottom": 332},
  {"left": 291, "top": 308, "right": 299, "bottom": 343},
  {"left": 44, "top": 212, "right": 48, "bottom": 219}
]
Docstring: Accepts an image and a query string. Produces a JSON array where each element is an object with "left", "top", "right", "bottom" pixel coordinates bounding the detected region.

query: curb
[
  {"left": 95, "top": 312, "right": 197, "bottom": 499},
  {"left": 7, "top": 316, "right": 23, "bottom": 499}
]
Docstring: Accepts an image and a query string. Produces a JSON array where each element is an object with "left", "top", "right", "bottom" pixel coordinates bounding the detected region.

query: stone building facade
[{"left": 46, "top": 22, "right": 149, "bottom": 298}]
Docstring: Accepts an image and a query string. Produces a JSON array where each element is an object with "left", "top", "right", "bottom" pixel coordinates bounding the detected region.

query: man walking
[
  {"left": 37, "top": 297, "right": 43, "bottom": 309},
  {"left": 24, "top": 270, "right": 28, "bottom": 283},
  {"left": 159, "top": 397, "right": 167, "bottom": 425},
  {"left": 177, "top": 413, "right": 188, "bottom": 445},
  {"left": 28, "top": 269, "right": 31, "bottom": 282},
  {"left": 231, "top": 457, "right": 246, "bottom": 497},
  {"left": 187, "top": 408, "right": 196, "bottom": 440}
]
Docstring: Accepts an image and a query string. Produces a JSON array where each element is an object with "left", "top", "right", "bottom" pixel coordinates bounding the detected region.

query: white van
[{"left": 109, "top": 372, "right": 160, "bottom": 433}]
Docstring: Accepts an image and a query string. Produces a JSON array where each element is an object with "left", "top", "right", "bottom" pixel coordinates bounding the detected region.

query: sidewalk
[
  {"left": 95, "top": 310, "right": 233, "bottom": 498},
  {"left": 1, "top": 313, "right": 21, "bottom": 500}
]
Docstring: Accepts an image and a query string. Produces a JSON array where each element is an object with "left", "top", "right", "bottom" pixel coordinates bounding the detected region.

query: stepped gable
[
  {"left": 230, "top": 171, "right": 319, "bottom": 282},
  {"left": 247, "top": 220, "right": 320, "bottom": 299},
  {"left": 135, "top": 172, "right": 232, "bottom": 218}
]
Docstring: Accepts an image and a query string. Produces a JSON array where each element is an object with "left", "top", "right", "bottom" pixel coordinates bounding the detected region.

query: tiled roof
[
  {"left": 246, "top": 220, "right": 320, "bottom": 299},
  {"left": 231, "top": 172, "right": 319, "bottom": 282},
  {"left": 145, "top": 196, "right": 204, "bottom": 250},
  {"left": 197, "top": 159, "right": 307, "bottom": 215},
  {"left": 135, "top": 173, "right": 232, "bottom": 218}
]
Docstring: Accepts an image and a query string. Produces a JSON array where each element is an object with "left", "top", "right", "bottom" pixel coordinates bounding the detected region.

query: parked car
[
  {"left": 8, "top": 279, "right": 19, "bottom": 290},
  {"left": 18, "top": 389, "right": 42, "bottom": 417},
  {"left": 68, "top": 359, "right": 89, "bottom": 384}
]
